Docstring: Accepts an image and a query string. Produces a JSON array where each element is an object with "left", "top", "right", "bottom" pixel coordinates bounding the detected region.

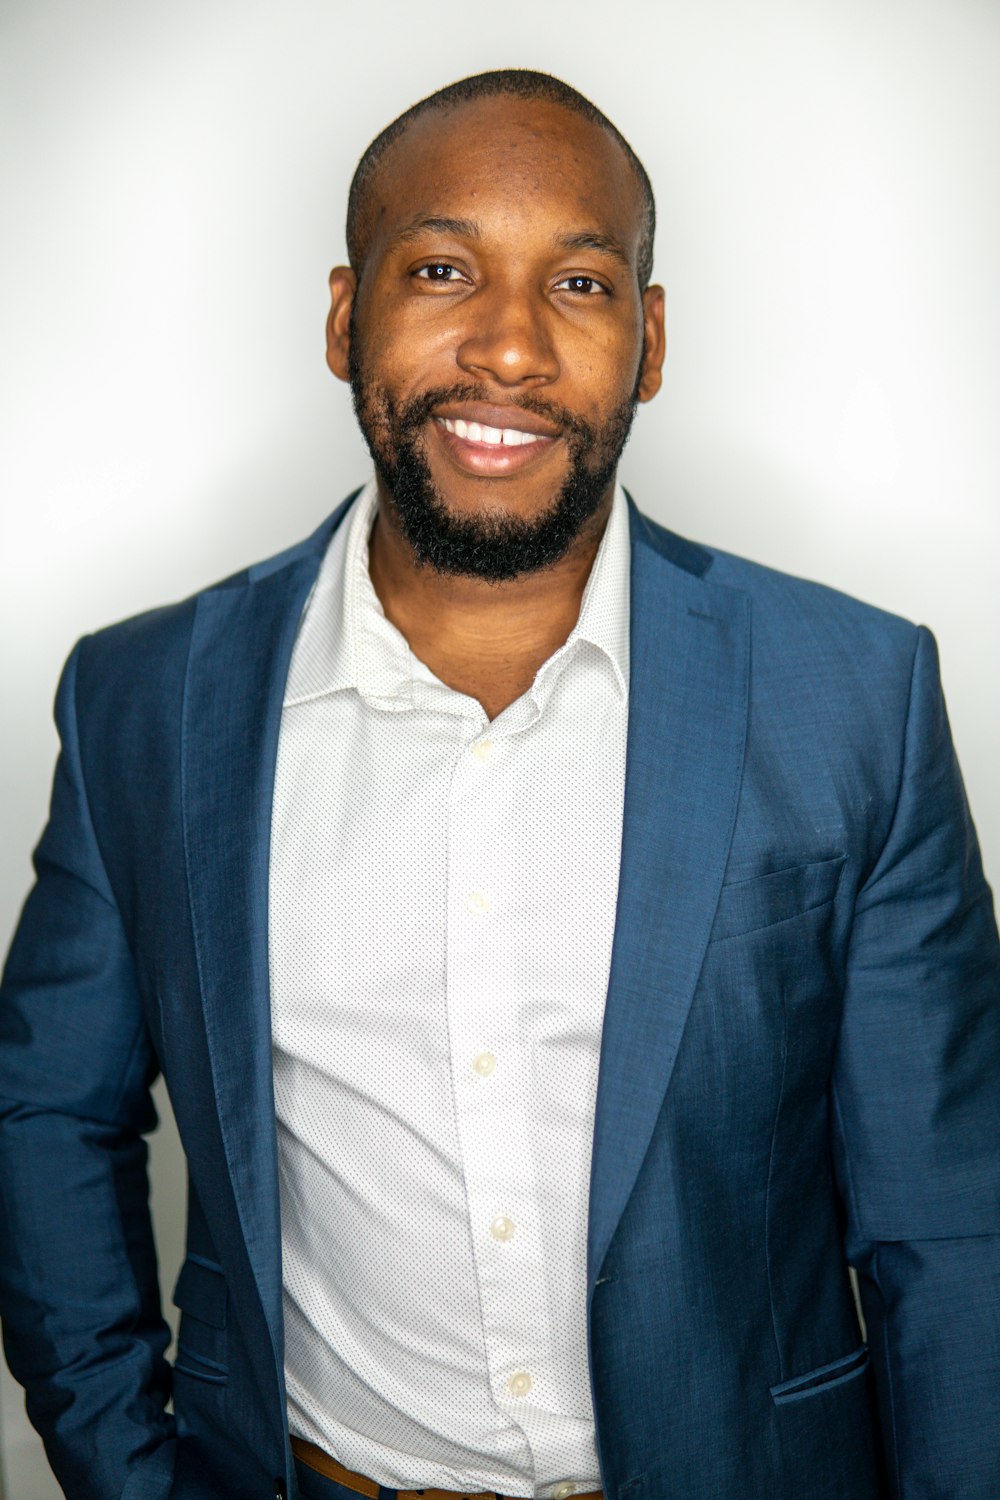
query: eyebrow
[
  {"left": 387, "top": 216, "right": 632, "bottom": 271},
  {"left": 390, "top": 215, "right": 481, "bottom": 247},
  {"left": 554, "top": 231, "right": 632, "bottom": 269}
]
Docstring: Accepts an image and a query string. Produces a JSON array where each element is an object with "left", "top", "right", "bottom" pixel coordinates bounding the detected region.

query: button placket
[
  {"left": 445, "top": 714, "right": 560, "bottom": 1431},
  {"left": 472, "top": 1187, "right": 552, "bottom": 1412}
]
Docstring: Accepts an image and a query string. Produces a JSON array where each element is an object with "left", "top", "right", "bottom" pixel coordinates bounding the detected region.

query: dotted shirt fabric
[{"left": 269, "top": 477, "right": 630, "bottom": 1497}]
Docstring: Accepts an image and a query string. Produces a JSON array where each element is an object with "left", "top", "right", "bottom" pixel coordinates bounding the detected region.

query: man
[{"left": 0, "top": 66, "right": 998, "bottom": 1500}]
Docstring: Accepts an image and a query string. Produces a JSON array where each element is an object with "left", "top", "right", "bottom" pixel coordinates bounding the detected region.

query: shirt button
[
  {"left": 471, "top": 739, "right": 494, "bottom": 762},
  {"left": 472, "top": 1052, "right": 496, "bottom": 1077},
  {"left": 465, "top": 890, "right": 491, "bottom": 916},
  {"left": 490, "top": 1215, "right": 516, "bottom": 1241},
  {"left": 508, "top": 1370, "right": 532, "bottom": 1398},
  {"left": 553, "top": 1486, "right": 575, "bottom": 1499}
]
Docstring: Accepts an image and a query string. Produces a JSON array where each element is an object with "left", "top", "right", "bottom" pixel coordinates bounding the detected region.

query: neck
[{"left": 366, "top": 479, "right": 615, "bottom": 718}]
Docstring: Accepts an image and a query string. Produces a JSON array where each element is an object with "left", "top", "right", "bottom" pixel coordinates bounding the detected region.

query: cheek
[
  {"left": 362, "top": 289, "right": 465, "bottom": 381},
  {"left": 559, "top": 312, "right": 642, "bottom": 390}
]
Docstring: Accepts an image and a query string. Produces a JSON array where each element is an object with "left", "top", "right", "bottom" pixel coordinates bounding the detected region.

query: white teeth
[{"left": 440, "top": 416, "right": 542, "bottom": 447}]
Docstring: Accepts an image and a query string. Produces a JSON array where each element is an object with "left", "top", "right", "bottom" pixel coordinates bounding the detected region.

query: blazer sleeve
[
  {"left": 0, "top": 641, "right": 176, "bottom": 1498},
  {"left": 831, "top": 625, "right": 1000, "bottom": 1497}
]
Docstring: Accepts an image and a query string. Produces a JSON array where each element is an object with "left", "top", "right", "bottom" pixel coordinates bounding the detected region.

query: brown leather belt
[{"left": 290, "top": 1437, "right": 603, "bottom": 1500}]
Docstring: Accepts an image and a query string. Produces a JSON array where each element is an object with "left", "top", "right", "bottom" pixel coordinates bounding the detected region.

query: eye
[
  {"left": 555, "top": 275, "right": 608, "bottom": 296},
  {"left": 413, "top": 262, "right": 467, "bottom": 283}
]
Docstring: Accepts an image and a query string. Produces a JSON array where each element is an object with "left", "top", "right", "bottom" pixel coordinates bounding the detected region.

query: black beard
[{"left": 348, "top": 337, "right": 640, "bottom": 584}]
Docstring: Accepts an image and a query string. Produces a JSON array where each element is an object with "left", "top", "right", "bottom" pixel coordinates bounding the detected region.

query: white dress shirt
[{"left": 269, "top": 477, "right": 630, "bottom": 1497}]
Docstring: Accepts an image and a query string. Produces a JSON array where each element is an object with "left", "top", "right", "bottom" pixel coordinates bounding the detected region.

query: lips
[{"left": 429, "top": 403, "right": 561, "bottom": 477}]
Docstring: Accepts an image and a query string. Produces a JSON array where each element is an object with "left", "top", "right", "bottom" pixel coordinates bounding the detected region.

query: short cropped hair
[{"left": 346, "top": 69, "right": 656, "bottom": 291}]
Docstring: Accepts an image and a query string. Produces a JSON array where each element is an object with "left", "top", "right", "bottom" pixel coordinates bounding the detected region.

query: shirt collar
[
  {"left": 283, "top": 476, "right": 630, "bottom": 711},
  {"left": 536, "top": 479, "right": 630, "bottom": 704}
]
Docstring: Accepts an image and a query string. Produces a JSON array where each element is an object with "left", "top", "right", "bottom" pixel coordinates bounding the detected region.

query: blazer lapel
[
  {"left": 180, "top": 500, "right": 352, "bottom": 1355},
  {"left": 587, "top": 503, "right": 750, "bottom": 1288}
]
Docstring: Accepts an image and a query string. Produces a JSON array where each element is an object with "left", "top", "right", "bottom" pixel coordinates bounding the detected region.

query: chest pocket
[
  {"left": 709, "top": 855, "right": 845, "bottom": 943},
  {"left": 172, "top": 1255, "right": 229, "bottom": 1384}
]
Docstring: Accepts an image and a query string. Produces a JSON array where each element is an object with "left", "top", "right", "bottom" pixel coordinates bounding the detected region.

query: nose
[{"left": 455, "top": 282, "right": 560, "bottom": 388}]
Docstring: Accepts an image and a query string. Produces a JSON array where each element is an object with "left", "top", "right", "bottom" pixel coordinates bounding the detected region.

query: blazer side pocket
[
  {"left": 172, "top": 1255, "right": 229, "bottom": 1384},
  {"left": 770, "top": 1344, "right": 869, "bottom": 1405},
  {"left": 710, "top": 854, "right": 845, "bottom": 943}
]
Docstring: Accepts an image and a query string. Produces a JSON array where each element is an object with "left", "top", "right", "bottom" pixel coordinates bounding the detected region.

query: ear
[
  {"left": 637, "top": 284, "right": 666, "bottom": 402},
  {"left": 326, "top": 266, "right": 357, "bottom": 382}
]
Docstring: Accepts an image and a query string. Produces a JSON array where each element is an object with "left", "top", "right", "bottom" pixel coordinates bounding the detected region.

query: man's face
[{"left": 328, "top": 96, "right": 665, "bottom": 582}]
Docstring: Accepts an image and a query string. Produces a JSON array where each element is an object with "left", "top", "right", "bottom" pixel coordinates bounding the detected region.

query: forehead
[{"left": 367, "top": 95, "right": 643, "bottom": 259}]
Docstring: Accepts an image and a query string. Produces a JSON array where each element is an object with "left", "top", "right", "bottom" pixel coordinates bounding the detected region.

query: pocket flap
[
  {"left": 770, "top": 1344, "right": 869, "bottom": 1404},
  {"left": 172, "top": 1256, "right": 228, "bottom": 1329},
  {"left": 710, "top": 854, "right": 845, "bottom": 942}
]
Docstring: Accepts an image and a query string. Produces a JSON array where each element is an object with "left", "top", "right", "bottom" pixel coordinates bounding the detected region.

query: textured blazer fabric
[{"left": 1, "top": 494, "right": 998, "bottom": 1499}]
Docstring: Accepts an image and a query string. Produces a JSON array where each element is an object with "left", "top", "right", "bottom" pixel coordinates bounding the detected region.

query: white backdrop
[{"left": 2, "top": 0, "right": 998, "bottom": 1491}]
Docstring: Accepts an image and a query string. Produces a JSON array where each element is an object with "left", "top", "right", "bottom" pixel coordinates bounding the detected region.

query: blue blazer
[{"left": 1, "top": 495, "right": 998, "bottom": 1500}]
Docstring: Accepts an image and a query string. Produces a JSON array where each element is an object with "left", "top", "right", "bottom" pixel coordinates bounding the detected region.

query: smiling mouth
[
  {"left": 429, "top": 411, "right": 562, "bottom": 478},
  {"left": 436, "top": 416, "right": 545, "bottom": 448}
]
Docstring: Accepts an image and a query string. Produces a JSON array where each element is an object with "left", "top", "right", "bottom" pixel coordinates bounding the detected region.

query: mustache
[{"left": 394, "top": 383, "right": 595, "bottom": 443}]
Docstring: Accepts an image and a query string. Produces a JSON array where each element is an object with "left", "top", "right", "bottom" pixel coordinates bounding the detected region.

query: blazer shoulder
[
  {"left": 40, "top": 499, "right": 352, "bottom": 781},
  {"left": 706, "top": 541, "right": 915, "bottom": 631},
  {"left": 72, "top": 494, "right": 356, "bottom": 695},
  {"left": 635, "top": 506, "right": 921, "bottom": 662}
]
